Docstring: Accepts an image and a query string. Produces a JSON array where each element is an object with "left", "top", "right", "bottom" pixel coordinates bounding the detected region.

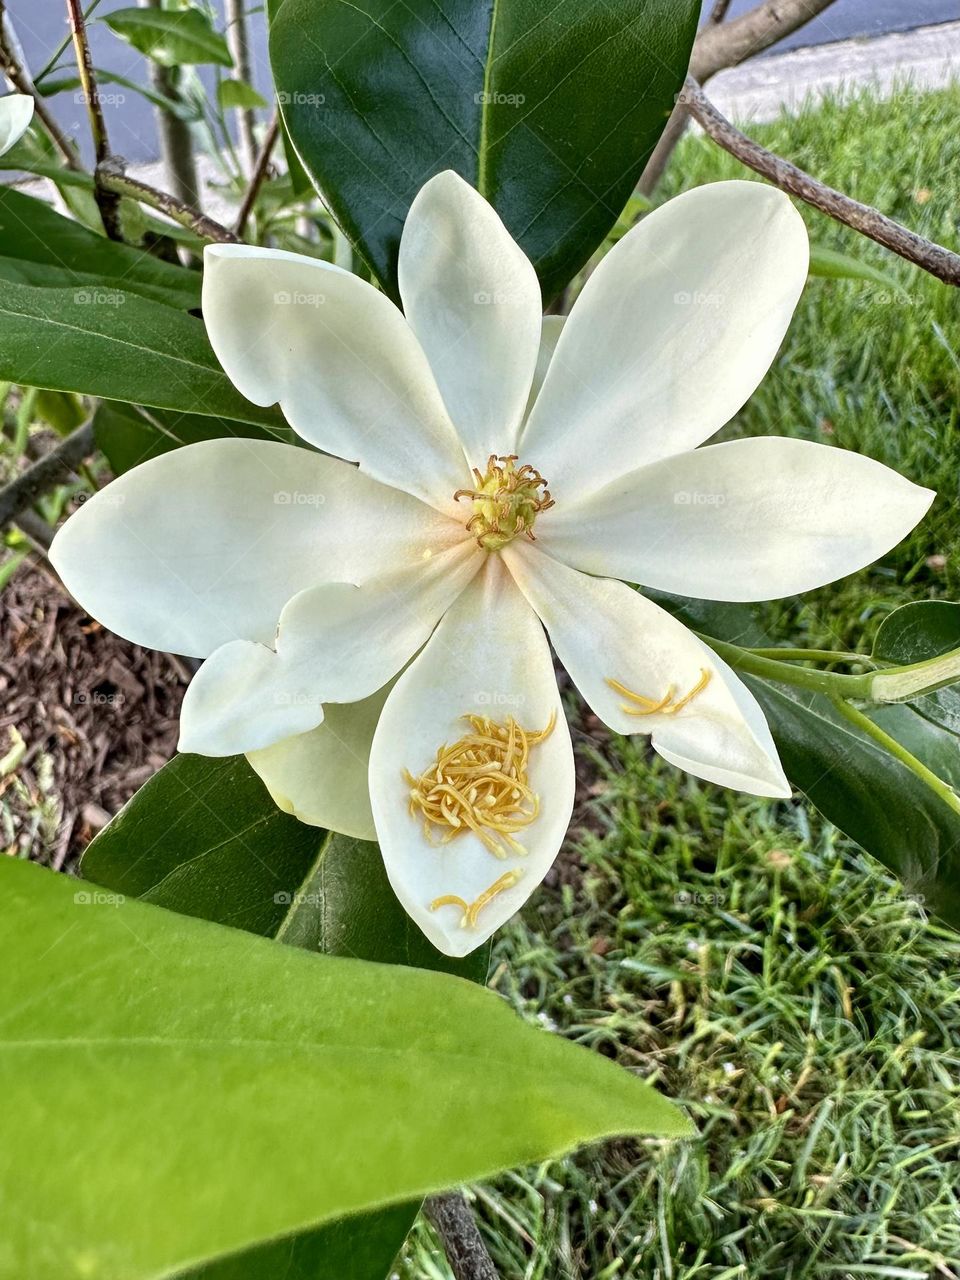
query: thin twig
[
  {"left": 639, "top": 0, "right": 839, "bottom": 196},
  {"left": 0, "top": 6, "right": 80, "bottom": 168},
  {"left": 0, "top": 421, "right": 95, "bottom": 530},
  {"left": 234, "top": 113, "right": 279, "bottom": 235},
  {"left": 138, "top": 0, "right": 201, "bottom": 210},
  {"left": 65, "top": 0, "right": 123, "bottom": 239},
  {"left": 425, "top": 1195, "right": 500, "bottom": 1280},
  {"left": 681, "top": 77, "right": 960, "bottom": 288},
  {"left": 98, "top": 171, "right": 238, "bottom": 243}
]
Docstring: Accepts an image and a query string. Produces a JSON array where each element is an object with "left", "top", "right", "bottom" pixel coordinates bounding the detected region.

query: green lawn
[{"left": 401, "top": 84, "right": 960, "bottom": 1279}]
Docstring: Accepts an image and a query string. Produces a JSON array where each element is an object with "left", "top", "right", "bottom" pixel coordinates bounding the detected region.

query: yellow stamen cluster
[
  {"left": 429, "top": 870, "right": 523, "bottom": 929},
  {"left": 454, "top": 454, "right": 554, "bottom": 551},
  {"left": 403, "top": 711, "right": 556, "bottom": 858},
  {"left": 606, "top": 669, "right": 712, "bottom": 717}
]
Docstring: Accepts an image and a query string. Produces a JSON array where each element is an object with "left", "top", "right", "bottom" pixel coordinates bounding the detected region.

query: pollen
[
  {"left": 607, "top": 668, "right": 712, "bottom": 717},
  {"left": 454, "top": 454, "right": 554, "bottom": 552},
  {"left": 403, "top": 711, "right": 556, "bottom": 858},
  {"left": 429, "top": 870, "right": 523, "bottom": 930}
]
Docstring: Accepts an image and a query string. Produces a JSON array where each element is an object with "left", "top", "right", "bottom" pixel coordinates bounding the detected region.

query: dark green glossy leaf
[
  {"left": 0, "top": 279, "right": 283, "bottom": 429},
  {"left": 82, "top": 752, "right": 487, "bottom": 1278},
  {"left": 93, "top": 401, "right": 292, "bottom": 475},
  {"left": 0, "top": 858, "right": 688, "bottom": 1280},
  {"left": 102, "top": 6, "right": 232, "bottom": 67},
  {"left": 872, "top": 600, "right": 960, "bottom": 736},
  {"left": 0, "top": 188, "right": 199, "bottom": 309},
  {"left": 270, "top": 0, "right": 699, "bottom": 300}
]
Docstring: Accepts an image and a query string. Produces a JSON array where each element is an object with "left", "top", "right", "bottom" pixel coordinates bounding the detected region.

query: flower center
[
  {"left": 454, "top": 454, "right": 554, "bottom": 552},
  {"left": 403, "top": 711, "right": 556, "bottom": 860}
]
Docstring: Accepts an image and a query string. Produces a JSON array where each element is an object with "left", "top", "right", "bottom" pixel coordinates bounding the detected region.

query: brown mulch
[{"left": 0, "top": 560, "right": 186, "bottom": 869}]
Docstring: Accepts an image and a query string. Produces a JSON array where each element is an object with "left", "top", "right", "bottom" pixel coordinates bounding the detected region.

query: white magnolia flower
[
  {"left": 0, "top": 94, "right": 33, "bottom": 157},
  {"left": 51, "top": 175, "right": 933, "bottom": 957}
]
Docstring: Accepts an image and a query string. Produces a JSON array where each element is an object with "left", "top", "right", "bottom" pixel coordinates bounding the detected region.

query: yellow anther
[
  {"left": 404, "top": 711, "right": 556, "bottom": 858},
  {"left": 429, "top": 870, "right": 523, "bottom": 929},
  {"left": 454, "top": 454, "right": 554, "bottom": 551},
  {"left": 606, "top": 668, "right": 712, "bottom": 717}
]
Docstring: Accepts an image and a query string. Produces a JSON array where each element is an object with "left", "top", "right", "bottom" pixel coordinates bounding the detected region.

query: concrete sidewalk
[{"left": 710, "top": 19, "right": 960, "bottom": 122}]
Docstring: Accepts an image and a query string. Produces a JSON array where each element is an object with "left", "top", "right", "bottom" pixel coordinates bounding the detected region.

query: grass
[{"left": 399, "top": 84, "right": 960, "bottom": 1279}]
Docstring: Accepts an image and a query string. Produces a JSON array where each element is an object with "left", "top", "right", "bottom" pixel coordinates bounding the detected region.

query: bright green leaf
[
  {"left": 219, "top": 78, "right": 269, "bottom": 111},
  {"left": 102, "top": 6, "right": 232, "bottom": 67},
  {"left": 0, "top": 857, "right": 690, "bottom": 1280},
  {"left": 807, "top": 243, "right": 904, "bottom": 292},
  {"left": 270, "top": 0, "right": 699, "bottom": 300}
]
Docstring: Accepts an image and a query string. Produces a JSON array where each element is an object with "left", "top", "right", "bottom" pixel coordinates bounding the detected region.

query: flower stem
[
  {"left": 829, "top": 695, "right": 960, "bottom": 818},
  {"left": 743, "top": 646, "right": 875, "bottom": 667},
  {"left": 697, "top": 634, "right": 875, "bottom": 699}
]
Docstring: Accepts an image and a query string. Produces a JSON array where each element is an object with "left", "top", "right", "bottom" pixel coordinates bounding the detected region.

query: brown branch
[
  {"left": 639, "top": 0, "right": 839, "bottom": 196},
  {"left": 65, "top": 0, "right": 123, "bottom": 239},
  {"left": 681, "top": 77, "right": 960, "bottom": 288},
  {"left": 98, "top": 171, "right": 239, "bottom": 244},
  {"left": 234, "top": 113, "right": 279, "bottom": 236},
  {"left": 425, "top": 1194, "right": 500, "bottom": 1280},
  {"left": 0, "top": 6, "right": 80, "bottom": 169},
  {"left": 0, "top": 420, "right": 95, "bottom": 530}
]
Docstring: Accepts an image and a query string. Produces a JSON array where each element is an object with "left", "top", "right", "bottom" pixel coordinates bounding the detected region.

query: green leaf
[
  {"left": 219, "top": 78, "right": 269, "bottom": 111},
  {"left": 0, "top": 857, "right": 690, "bottom": 1280},
  {"left": 807, "top": 243, "right": 904, "bottom": 292},
  {"left": 93, "top": 401, "right": 291, "bottom": 474},
  {"left": 38, "top": 69, "right": 202, "bottom": 123},
  {"left": 0, "top": 188, "right": 199, "bottom": 309},
  {"left": 81, "top": 752, "right": 487, "bottom": 1276},
  {"left": 0, "top": 279, "right": 284, "bottom": 429},
  {"left": 873, "top": 601, "right": 960, "bottom": 736},
  {"left": 102, "top": 6, "right": 232, "bottom": 67},
  {"left": 270, "top": 0, "right": 699, "bottom": 300}
]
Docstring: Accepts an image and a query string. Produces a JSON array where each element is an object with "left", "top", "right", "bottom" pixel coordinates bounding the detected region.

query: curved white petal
[
  {"left": 0, "top": 95, "right": 33, "bottom": 157},
  {"left": 178, "top": 542, "right": 481, "bottom": 756},
  {"left": 247, "top": 683, "right": 392, "bottom": 841},
  {"left": 540, "top": 437, "right": 935, "bottom": 602},
  {"left": 520, "top": 181, "right": 809, "bottom": 503},
  {"left": 398, "top": 171, "right": 542, "bottom": 466},
  {"left": 524, "top": 315, "right": 564, "bottom": 423},
  {"left": 50, "top": 439, "right": 459, "bottom": 657},
  {"left": 504, "top": 544, "right": 789, "bottom": 798},
  {"left": 202, "top": 244, "right": 471, "bottom": 512},
  {"left": 369, "top": 557, "right": 574, "bottom": 958}
]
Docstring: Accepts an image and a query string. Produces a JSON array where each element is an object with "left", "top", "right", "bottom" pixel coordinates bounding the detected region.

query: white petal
[
  {"left": 524, "top": 315, "right": 564, "bottom": 423},
  {"left": 540, "top": 437, "right": 935, "bottom": 602},
  {"left": 369, "top": 557, "right": 574, "bottom": 958},
  {"left": 247, "top": 684, "right": 392, "bottom": 841},
  {"left": 202, "top": 244, "right": 471, "bottom": 512},
  {"left": 50, "top": 439, "right": 459, "bottom": 657},
  {"left": 398, "top": 171, "right": 542, "bottom": 467},
  {"left": 0, "top": 95, "right": 33, "bottom": 157},
  {"left": 504, "top": 544, "right": 789, "bottom": 798},
  {"left": 520, "top": 182, "right": 809, "bottom": 503},
  {"left": 178, "top": 542, "right": 481, "bottom": 756}
]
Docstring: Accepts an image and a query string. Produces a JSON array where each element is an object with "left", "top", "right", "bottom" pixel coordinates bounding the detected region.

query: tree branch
[
  {"left": 424, "top": 1194, "right": 500, "bottom": 1280},
  {"left": 0, "top": 5, "right": 80, "bottom": 169},
  {"left": 0, "top": 420, "right": 95, "bottom": 530},
  {"left": 98, "top": 171, "right": 238, "bottom": 244},
  {"left": 681, "top": 77, "right": 960, "bottom": 287},
  {"left": 639, "top": 0, "right": 839, "bottom": 196},
  {"left": 65, "top": 0, "right": 124, "bottom": 240},
  {"left": 234, "top": 113, "right": 279, "bottom": 236}
]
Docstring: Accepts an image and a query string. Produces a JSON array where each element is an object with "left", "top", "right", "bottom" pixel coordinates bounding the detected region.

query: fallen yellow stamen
[
  {"left": 404, "top": 711, "right": 555, "bottom": 858},
  {"left": 429, "top": 870, "right": 523, "bottom": 929},
  {"left": 606, "top": 668, "right": 712, "bottom": 717}
]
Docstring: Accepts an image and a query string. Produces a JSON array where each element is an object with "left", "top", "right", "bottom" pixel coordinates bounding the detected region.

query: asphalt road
[{"left": 6, "top": 0, "right": 960, "bottom": 163}]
